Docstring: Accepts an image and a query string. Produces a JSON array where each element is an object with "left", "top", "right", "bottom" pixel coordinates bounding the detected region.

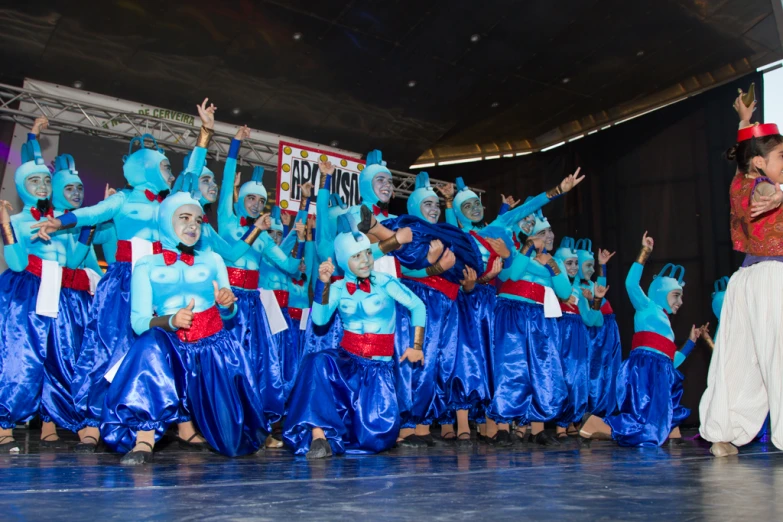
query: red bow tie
[
  {"left": 30, "top": 207, "right": 54, "bottom": 221},
  {"left": 144, "top": 190, "right": 165, "bottom": 203},
  {"left": 346, "top": 279, "right": 371, "bottom": 295},
  {"left": 373, "top": 205, "right": 388, "bottom": 217},
  {"left": 162, "top": 250, "right": 194, "bottom": 266},
  {"left": 291, "top": 278, "right": 305, "bottom": 286},
  {"left": 202, "top": 214, "right": 209, "bottom": 224},
  {"left": 240, "top": 216, "right": 256, "bottom": 227},
  {"left": 512, "top": 235, "right": 521, "bottom": 251}
]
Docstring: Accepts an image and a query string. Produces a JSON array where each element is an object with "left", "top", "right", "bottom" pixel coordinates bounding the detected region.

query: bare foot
[{"left": 710, "top": 442, "right": 739, "bottom": 457}]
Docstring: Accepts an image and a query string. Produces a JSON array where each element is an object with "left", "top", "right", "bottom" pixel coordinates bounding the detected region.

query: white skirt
[{"left": 699, "top": 261, "right": 783, "bottom": 449}]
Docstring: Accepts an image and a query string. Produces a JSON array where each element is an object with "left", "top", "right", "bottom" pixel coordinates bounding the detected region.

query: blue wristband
[
  {"left": 59, "top": 212, "right": 78, "bottom": 229},
  {"left": 228, "top": 138, "right": 241, "bottom": 159},
  {"left": 313, "top": 279, "right": 326, "bottom": 298},
  {"left": 77, "top": 226, "right": 95, "bottom": 245},
  {"left": 27, "top": 133, "right": 36, "bottom": 142},
  {"left": 498, "top": 203, "right": 509, "bottom": 215},
  {"left": 680, "top": 339, "right": 696, "bottom": 358},
  {"left": 168, "top": 315, "right": 177, "bottom": 330}
]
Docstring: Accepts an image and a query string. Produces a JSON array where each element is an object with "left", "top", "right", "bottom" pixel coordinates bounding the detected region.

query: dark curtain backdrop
[{"left": 434, "top": 72, "right": 762, "bottom": 425}]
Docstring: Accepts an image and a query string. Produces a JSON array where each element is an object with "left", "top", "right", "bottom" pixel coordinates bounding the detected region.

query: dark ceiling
[{"left": 0, "top": 0, "right": 781, "bottom": 169}]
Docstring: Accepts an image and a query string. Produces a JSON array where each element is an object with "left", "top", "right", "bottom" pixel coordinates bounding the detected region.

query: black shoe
[
  {"left": 396, "top": 435, "right": 428, "bottom": 449},
  {"left": 120, "top": 441, "right": 154, "bottom": 466},
  {"left": 439, "top": 431, "right": 458, "bottom": 444},
  {"left": 39, "top": 434, "right": 68, "bottom": 449},
  {"left": 486, "top": 430, "right": 513, "bottom": 447},
  {"left": 178, "top": 433, "right": 212, "bottom": 452},
  {"left": 418, "top": 434, "right": 436, "bottom": 447},
  {"left": 512, "top": 427, "right": 529, "bottom": 444},
  {"left": 456, "top": 432, "right": 473, "bottom": 448},
  {"left": 306, "top": 438, "right": 333, "bottom": 459},
  {"left": 0, "top": 436, "right": 20, "bottom": 453},
  {"left": 668, "top": 438, "right": 686, "bottom": 446},
  {"left": 74, "top": 435, "right": 99, "bottom": 454},
  {"left": 529, "top": 430, "right": 561, "bottom": 446}
]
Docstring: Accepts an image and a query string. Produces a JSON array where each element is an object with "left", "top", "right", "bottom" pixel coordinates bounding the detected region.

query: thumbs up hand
[
  {"left": 172, "top": 299, "right": 196, "bottom": 329},
  {"left": 213, "top": 281, "right": 237, "bottom": 308}
]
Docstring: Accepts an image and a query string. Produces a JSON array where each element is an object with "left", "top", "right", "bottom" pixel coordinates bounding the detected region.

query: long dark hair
[{"left": 727, "top": 134, "right": 783, "bottom": 174}]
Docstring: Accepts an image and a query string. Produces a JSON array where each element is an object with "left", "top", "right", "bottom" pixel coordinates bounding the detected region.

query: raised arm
[
  {"left": 218, "top": 126, "right": 250, "bottom": 231},
  {"left": 626, "top": 232, "right": 653, "bottom": 310}
]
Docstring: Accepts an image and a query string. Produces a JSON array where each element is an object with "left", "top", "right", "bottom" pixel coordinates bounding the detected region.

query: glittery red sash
[
  {"left": 288, "top": 307, "right": 303, "bottom": 321},
  {"left": 227, "top": 267, "right": 260, "bottom": 289},
  {"left": 498, "top": 279, "right": 545, "bottom": 303},
  {"left": 340, "top": 330, "right": 395, "bottom": 358},
  {"left": 25, "top": 255, "right": 90, "bottom": 291},
  {"left": 176, "top": 306, "right": 223, "bottom": 343},
  {"left": 115, "top": 240, "right": 162, "bottom": 263},
  {"left": 600, "top": 300, "right": 614, "bottom": 315},
  {"left": 273, "top": 290, "right": 289, "bottom": 309},
  {"left": 559, "top": 301, "right": 579, "bottom": 314},
  {"left": 402, "top": 275, "right": 459, "bottom": 301},
  {"left": 631, "top": 331, "right": 676, "bottom": 360}
]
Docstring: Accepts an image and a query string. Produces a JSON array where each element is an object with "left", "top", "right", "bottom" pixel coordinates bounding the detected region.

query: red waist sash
[
  {"left": 289, "top": 307, "right": 304, "bottom": 321},
  {"left": 26, "top": 255, "right": 91, "bottom": 292},
  {"left": 469, "top": 230, "right": 500, "bottom": 285},
  {"left": 498, "top": 279, "right": 545, "bottom": 304},
  {"left": 273, "top": 289, "right": 289, "bottom": 309},
  {"left": 177, "top": 306, "right": 223, "bottom": 343},
  {"left": 227, "top": 267, "right": 260, "bottom": 290},
  {"left": 116, "top": 240, "right": 163, "bottom": 263},
  {"left": 631, "top": 331, "right": 676, "bottom": 360},
  {"left": 340, "top": 330, "right": 395, "bottom": 358},
  {"left": 560, "top": 301, "right": 579, "bottom": 314},
  {"left": 601, "top": 300, "right": 614, "bottom": 315},
  {"left": 403, "top": 275, "right": 459, "bottom": 301}
]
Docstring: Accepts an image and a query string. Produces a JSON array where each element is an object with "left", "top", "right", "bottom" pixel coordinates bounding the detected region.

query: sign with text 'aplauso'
[{"left": 276, "top": 141, "right": 365, "bottom": 215}]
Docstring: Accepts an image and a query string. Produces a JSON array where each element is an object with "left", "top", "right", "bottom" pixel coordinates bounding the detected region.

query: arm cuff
[
  {"left": 78, "top": 226, "right": 96, "bottom": 246},
  {"left": 1, "top": 222, "right": 16, "bottom": 245},
  {"left": 314, "top": 280, "right": 330, "bottom": 305},
  {"left": 546, "top": 185, "right": 563, "bottom": 199},
  {"left": 228, "top": 138, "right": 241, "bottom": 159},
  {"left": 59, "top": 212, "right": 78, "bottom": 229},
  {"left": 196, "top": 126, "right": 214, "bottom": 148},
  {"left": 680, "top": 339, "right": 696, "bottom": 358},
  {"left": 413, "top": 326, "right": 425, "bottom": 350},
  {"left": 498, "top": 203, "right": 509, "bottom": 215},
  {"left": 636, "top": 247, "right": 652, "bottom": 265},
  {"left": 241, "top": 227, "right": 261, "bottom": 245},
  {"left": 378, "top": 235, "right": 401, "bottom": 254},
  {"left": 545, "top": 259, "right": 561, "bottom": 276},
  {"left": 320, "top": 173, "right": 332, "bottom": 190}
]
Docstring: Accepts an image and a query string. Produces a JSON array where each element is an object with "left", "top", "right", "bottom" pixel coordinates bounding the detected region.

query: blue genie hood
[
  {"left": 122, "top": 134, "right": 170, "bottom": 193},
  {"left": 406, "top": 171, "right": 439, "bottom": 221},
  {"left": 648, "top": 263, "right": 685, "bottom": 313},
  {"left": 334, "top": 213, "right": 372, "bottom": 274},
  {"left": 16, "top": 138, "right": 52, "bottom": 207}
]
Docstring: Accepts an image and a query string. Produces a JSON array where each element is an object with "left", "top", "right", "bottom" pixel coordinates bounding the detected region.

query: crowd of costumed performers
[{"left": 0, "top": 89, "right": 774, "bottom": 465}]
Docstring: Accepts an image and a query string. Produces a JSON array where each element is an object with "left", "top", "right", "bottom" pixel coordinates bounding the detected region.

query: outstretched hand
[
  {"left": 559, "top": 167, "right": 585, "bottom": 193},
  {"left": 750, "top": 183, "right": 783, "bottom": 217},
  {"left": 30, "top": 217, "right": 62, "bottom": 241},
  {"left": 197, "top": 98, "right": 217, "bottom": 129}
]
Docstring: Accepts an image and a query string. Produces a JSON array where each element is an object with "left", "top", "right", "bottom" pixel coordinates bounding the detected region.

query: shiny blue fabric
[
  {"left": 72, "top": 261, "right": 135, "bottom": 429},
  {"left": 385, "top": 215, "right": 482, "bottom": 277},
  {"left": 283, "top": 348, "right": 398, "bottom": 455},
  {"left": 451, "top": 284, "right": 494, "bottom": 422},
  {"left": 42, "top": 287, "right": 92, "bottom": 432},
  {"left": 0, "top": 270, "right": 93, "bottom": 431},
  {"left": 587, "top": 314, "right": 622, "bottom": 417},
  {"left": 489, "top": 297, "right": 567, "bottom": 424},
  {"left": 223, "top": 288, "right": 277, "bottom": 429},
  {"left": 301, "top": 313, "right": 343, "bottom": 357},
  {"left": 556, "top": 313, "right": 590, "bottom": 426},
  {"left": 258, "top": 304, "right": 299, "bottom": 422},
  {"left": 605, "top": 349, "right": 690, "bottom": 447},
  {"left": 101, "top": 328, "right": 264, "bottom": 456},
  {"left": 395, "top": 280, "right": 458, "bottom": 427}
]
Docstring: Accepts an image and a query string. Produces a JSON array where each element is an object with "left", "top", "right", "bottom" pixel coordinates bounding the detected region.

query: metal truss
[{"left": 0, "top": 82, "right": 482, "bottom": 199}]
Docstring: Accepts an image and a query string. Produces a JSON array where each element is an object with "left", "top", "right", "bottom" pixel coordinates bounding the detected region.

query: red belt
[
  {"left": 289, "top": 307, "right": 303, "bottom": 321},
  {"left": 273, "top": 290, "right": 289, "bottom": 309},
  {"left": 340, "top": 330, "right": 395, "bottom": 358},
  {"left": 631, "top": 331, "right": 676, "bottom": 360},
  {"left": 227, "top": 267, "right": 259, "bottom": 289},
  {"left": 116, "top": 240, "right": 162, "bottom": 263},
  {"left": 403, "top": 275, "right": 459, "bottom": 301},
  {"left": 601, "top": 300, "right": 614, "bottom": 315},
  {"left": 176, "top": 306, "right": 223, "bottom": 343},
  {"left": 25, "top": 255, "right": 91, "bottom": 292},
  {"left": 498, "top": 280, "right": 545, "bottom": 304},
  {"left": 560, "top": 301, "right": 579, "bottom": 314}
]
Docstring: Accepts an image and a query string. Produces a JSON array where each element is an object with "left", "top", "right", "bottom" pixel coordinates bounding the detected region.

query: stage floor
[{"left": 1, "top": 428, "right": 780, "bottom": 520}]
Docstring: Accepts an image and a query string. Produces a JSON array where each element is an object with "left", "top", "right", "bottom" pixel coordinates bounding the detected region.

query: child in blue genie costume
[
  {"left": 216, "top": 125, "right": 302, "bottom": 448},
  {"left": 571, "top": 239, "right": 624, "bottom": 419},
  {"left": 283, "top": 214, "right": 426, "bottom": 459},
  {"left": 31, "top": 99, "right": 218, "bottom": 453},
  {"left": 100, "top": 190, "right": 265, "bottom": 465},
  {"left": 394, "top": 172, "right": 484, "bottom": 447},
  {"left": 553, "top": 237, "right": 607, "bottom": 439},
  {"left": 440, "top": 169, "right": 585, "bottom": 446},
  {"left": 0, "top": 118, "right": 102, "bottom": 452},
  {"left": 579, "top": 232, "right": 708, "bottom": 446}
]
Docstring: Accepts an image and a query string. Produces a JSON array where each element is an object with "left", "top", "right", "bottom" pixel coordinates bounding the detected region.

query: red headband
[{"left": 737, "top": 123, "right": 780, "bottom": 142}]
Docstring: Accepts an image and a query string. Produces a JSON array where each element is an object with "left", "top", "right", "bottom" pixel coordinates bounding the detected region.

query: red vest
[{"left": 730, "top": 174, "right": 783, "bottom": 256}]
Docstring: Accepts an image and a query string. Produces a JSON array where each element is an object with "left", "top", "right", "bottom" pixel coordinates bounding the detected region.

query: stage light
[
  {"left": 73, "top": 80, "right": 84, "bottom": 89},
  {"left": 438, "top": 157, "right": 482, "bottom": 165},
  {"left": 470, "top": 34, "right": 481, "bottom": 43},
  {"left": 515, "top": 151, "right": 532, "bottom": 156},
  {"left": 293, "top": 32, "right": 303, "bottom": 41},
  {"left": 637, "top": 50, "right": 645, "bottom": 57},
  {"left": 231, "top": 108, "right": 241, "bottom": 116},
  {"left": 330, "top": 140, "right": 339, "bottom": 147},
  {"left": 410, "top": 163, "right": 436, "bottom": 169},
  {"left": 491, "top": 101, "right": 499, "bottom": 108},
  {"left": 407, "top": 80, "right": 417, "bottom": 87},
  {"left": 562, "top": 77, "right": 571, "bottom": 84},
  {"left": 484, "top": 155, "right": 500, "bottom": 160},
  {"left": 541, "top": 141, "right": 566, "bottom": 152}
]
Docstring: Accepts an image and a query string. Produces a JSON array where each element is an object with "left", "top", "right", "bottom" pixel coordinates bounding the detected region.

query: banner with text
[{"left": 276, "top": 141, "right": 365, "bottom": 215}]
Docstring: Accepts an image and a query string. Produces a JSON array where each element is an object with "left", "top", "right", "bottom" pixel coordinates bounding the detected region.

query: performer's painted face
[
  {"left": 667, "top": 289, "right": 683, "bottom": 314},
  {"left": 172, "top": 203, "right": 203, "bottom": 246},
  {"left": 25, "top": 173, "right": 52, "bottom": 200},
  {"left": 159, "top": 159, "right": 174, "bottom": 187},
  {"left": 63, "top": 183, "right": 84, "bottom": 208},
  {"left": 519, "top": 215, "right": 536, "bottom": 235},
  {"left": 244, "top": 194, "right": 264, "bottom": 218},
  {"left": 348, "top": 248, "right": 373, "bottom": 279},
  {"left": 564, "top": 258, "right": 579, "bottom": 277},
  {"left": 581, "top": 260, "right": 595, "bottom": 279},
  {"left": 199, "top": 173, "right": 218, "bottom": 203},
  {"left": 372, "top": 172, "right": 393, "bottom": 204},
  {"left": 419, "top": 196, "right": 441, "bottom": 224},
  {"left": 460, "top": 197, "right": 484, "bottom": 223},
  {"left": 268, "top": 230, "right": 283, "bottom": 245},
  {"left": 533, "top": 227, "right": 555, "bottom": 251}
]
